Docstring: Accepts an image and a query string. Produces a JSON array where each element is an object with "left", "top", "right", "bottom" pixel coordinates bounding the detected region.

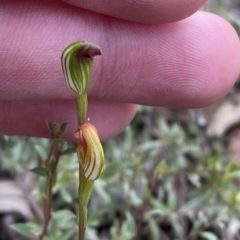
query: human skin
[{"left": 0, "top": 0, "right": 240, "bottom": 141}]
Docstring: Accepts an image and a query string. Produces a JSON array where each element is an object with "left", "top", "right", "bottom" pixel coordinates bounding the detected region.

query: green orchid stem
[
  {"left": 78, "top": 167, "right": 94, "bottom": 240},
  {"left": 76, "top": 93, "right": 94, "bottom": 240},
  {"left": 76, "top": 93, "right": 88, "bottom": 124},
  {"left": 76, "top": 92, "right": 92, "bottom": 240}
]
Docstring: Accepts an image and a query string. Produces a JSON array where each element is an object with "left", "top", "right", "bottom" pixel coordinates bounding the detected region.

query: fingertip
[{"left": 181, "top": 13, "right": 240, "bottom": 107}]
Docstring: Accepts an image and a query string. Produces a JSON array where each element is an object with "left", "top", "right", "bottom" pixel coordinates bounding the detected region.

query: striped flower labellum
[
  {"left": 75, "top": 122, "right": 104, "bottom": 180},
  {"left": 61, "top": 41, "right": 101, "bottom": 95}
]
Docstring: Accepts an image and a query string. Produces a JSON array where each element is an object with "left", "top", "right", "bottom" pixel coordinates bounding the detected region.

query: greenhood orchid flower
[
  {"left": 61, "top": 41, "right": 101, "bottom": 95},
  {"left": 75, "top": 122, "right": 104, "bottom": 180},
  {"left": 61, "top": 41, "right": 102, "bottom": 123}
]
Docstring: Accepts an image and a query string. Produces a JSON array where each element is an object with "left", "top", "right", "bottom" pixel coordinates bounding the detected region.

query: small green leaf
[
  {"left": 94, "top": 180, "right": 111, "bottom": 203},
  {"left": 30, "top": 166, "right": 49, "bottom": 177},
  {"left": 60, "top": 188, "right": 73, "bottom": 203},
  {"left": 226, "top": 162, "right": 239, "bottom": 173},
  {"left": 53, "top": 209, "right": 76, "bottom": 221},
  {"left": 148, "top": 218, "right": 160, "bottom": 240},
  {"left": 34, "top": 144, "right": 47, "bottom": 160},
  {"left": 153, "top": 161, "right": 168, "bottom": 178},
  {"left": 200, "top": 231, "right": 218, "bottom": 240},
  {"left": 62, "top": 147, "right": 76, "bottom": 155},
  {"left": 121, "top": 212, "right": 136, "bottom": 238},
  {"left": 11, "top": 222, "right": 41, "bottom": 238},
  {"left": 46, "top": 120, "right": 54, "bottom": 131},
  {"left": 60, "top": 122, "right": 68, "bottom": 134},
  {"left": 58, "top": 231, "right": 75, "bottom": 240}
]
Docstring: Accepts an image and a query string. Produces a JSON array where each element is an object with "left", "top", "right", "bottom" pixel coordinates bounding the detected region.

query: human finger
[
  {"left": 1, "top": 1, "right": 240, "bottom": 108},
  {"left": 0, "top": 100, "right": 137, "bottom": 141},
  {"left": 58, "top": 0, "right": 206, "bottom": 24}
]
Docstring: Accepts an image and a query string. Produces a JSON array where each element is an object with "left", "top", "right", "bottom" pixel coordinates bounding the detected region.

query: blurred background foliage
[{"left": 1, "top": 0, "right": 240, "bottom": 239}]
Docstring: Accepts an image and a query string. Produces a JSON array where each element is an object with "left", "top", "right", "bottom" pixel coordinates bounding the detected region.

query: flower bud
[{"left": 75, "top": 122, "right": 104, "bottom": 180}]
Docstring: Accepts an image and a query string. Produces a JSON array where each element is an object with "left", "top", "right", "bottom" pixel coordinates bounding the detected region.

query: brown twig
[{"left": 38, "top": 142, "right": 62, "bottom": 240}]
